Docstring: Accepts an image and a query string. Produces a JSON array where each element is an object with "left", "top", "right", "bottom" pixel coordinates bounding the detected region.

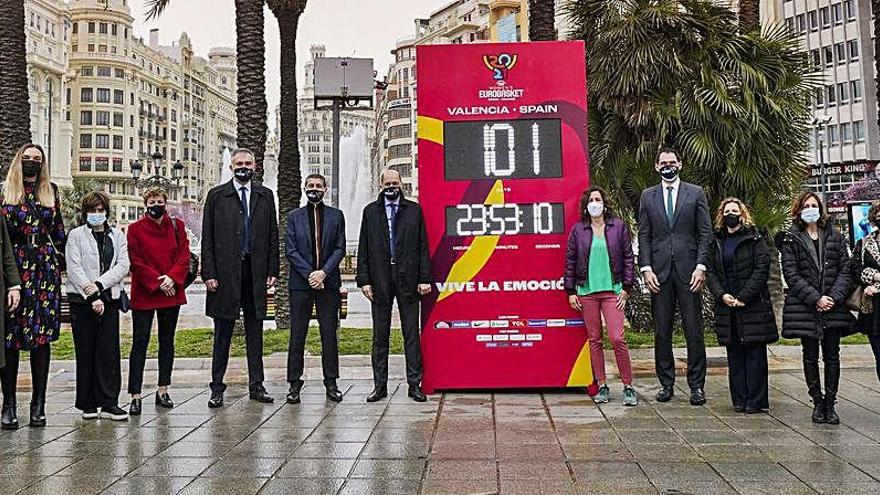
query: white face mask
[
  {"left": 801, "top": 207, "right": 821, "bottom": 224},
  {"left": 587, "top": 202, "right": 604, "bottom": 218}
]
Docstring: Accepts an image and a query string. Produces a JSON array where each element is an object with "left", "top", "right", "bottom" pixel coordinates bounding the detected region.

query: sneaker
[
  {"left": 593, "top": 384, "right": 609, "bottom": 404},
  {"left": 623, "top": 386, "right": 638, "bottom": 406},
  {"left": 81, "top": 409, "right": 99, "bottom": 420},
  {"left": 100, "top": 406, "right": 129, "bottom": 421}
]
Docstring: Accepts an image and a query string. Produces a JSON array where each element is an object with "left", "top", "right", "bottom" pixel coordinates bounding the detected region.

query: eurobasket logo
[
  {"left": 479, "top": 52, "right": 524, "bottom": 102},
  {"left": 483, "top": 53, "right": 518, "bottom": 82}
]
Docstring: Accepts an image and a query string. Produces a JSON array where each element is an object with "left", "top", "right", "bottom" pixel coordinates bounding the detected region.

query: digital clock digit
[
  {"left": 445, "top": 119, "right": 563, "bottom": 181},
  {"left": 445, "top": 203, "right": 565, "bottom": 236}
]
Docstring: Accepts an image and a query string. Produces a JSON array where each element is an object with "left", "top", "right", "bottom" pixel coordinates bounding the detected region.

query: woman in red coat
[{"left": 126, "top": 187, "right": 191, "bottom": 415}]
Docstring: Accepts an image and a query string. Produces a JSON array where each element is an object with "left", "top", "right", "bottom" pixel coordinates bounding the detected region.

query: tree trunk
[
  {"left": 874, "top": 1, "right": 880, "bottom": 142},
  {"left": 529, "top": 0, "right": 557, "bottom": 41},
  {"left": 272, "top": 9, "right": 304, "bottom": 330},
  {"left": 0, "top": 0, "right": 33, "bottom": 174},
  {"left": 738, "top": 0, "right": 760, "bottom": 33},
  {"left": 235, "top": 0, "right": 268, "bottom": 180}
]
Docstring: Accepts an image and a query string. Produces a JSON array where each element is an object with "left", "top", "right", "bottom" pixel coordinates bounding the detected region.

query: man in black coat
[
  {"left": 638, "top": 148, "right": 713, "bottom": 405},
  {"left": 357, "top": 169, "right": 432, "bottom": 403},
  {"left": 284, "top": 174, "right": 345, "bottom": 404},
  {"left": 201, "top": 148, "right": 279, "bottom": 408}
]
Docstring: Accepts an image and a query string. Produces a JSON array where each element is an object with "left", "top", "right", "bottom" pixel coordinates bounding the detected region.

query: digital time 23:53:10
[{"left": 446, "top": 203, "right": 564, "bottom": 236}]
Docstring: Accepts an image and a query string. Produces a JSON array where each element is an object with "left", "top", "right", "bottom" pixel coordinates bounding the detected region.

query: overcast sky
[{"left": 133, "top": 0, "right": 443, "bottom": 130}]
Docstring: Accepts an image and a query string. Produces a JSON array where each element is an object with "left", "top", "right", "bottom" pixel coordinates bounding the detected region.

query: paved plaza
[{"left": 3, "top": 364, "right": 880, "bottom": 494}]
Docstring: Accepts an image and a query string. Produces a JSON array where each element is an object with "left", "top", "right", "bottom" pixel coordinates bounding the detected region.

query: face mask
[
  {"left": 723, "top": 213, "right": 741, "bottom": 229},
  {"left": 659, "top": 165, "right": 680, "bottom": 182},
  {"left": 146, "top": 204, "right": 166, "bottom": 219},
  {"left": 234, "top": 167, "right": 254, "bottom": 183},
  {"left": 587, "top": 202, "right": 604, "bottom": 218},
  {"left": 305, "top": 189, "right": 324, "bottom": 203},
  {"left": 383, "top": 186, "right": 401, "bottom": 201},
  {"left": 801, "top": 207, "right": 821, "bottom": 224},
  {"left": 21, "top": 159, "right": 41, "bottom": 177},
  {"left": 86, "top": 213, "right": 106, "bottom": 227}
]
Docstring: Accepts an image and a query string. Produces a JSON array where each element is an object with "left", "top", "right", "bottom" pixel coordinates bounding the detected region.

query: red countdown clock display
[{"left": 417, "top": 41, "right": 596, "bottom": 393}]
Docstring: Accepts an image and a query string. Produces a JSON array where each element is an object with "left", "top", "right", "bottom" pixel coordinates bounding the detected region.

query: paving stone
[
  {"left": 359, "top": 441, "right": 430, "bottom": 459},
  {"left": 782, "top": 461, "right": 876, "bottom": 483},
  {"left": 16, "top": 475, "right": 119, "bottom": 495},
  {"left": 430, "top": 442, "right": 495, "bottom": 460},
  {"left": 349, "top": 459, "right": 426, "bottom": 479},
  {"left": 426, "top": 460, "right": 497, "bottom": 481},
  {"left": 639, "top": 461, "right": 724, "bottom": 483},
  {"left": 501, "top": 479, "right": 578, "bottom": 495},
  {"left": 259, "top": 478, "right": 345, "bottom": 495},
  {"left": 568, "top": 461, "right": 646, "bottom": 483},
  {"left": 290, "top": 441, "right": 366, "bottom": 459},
  {"left": 54, "top": 456, "right": 148, "bottom": 476},
  {"left": 573, "top": 479, "right": 658, "bottom": 495},
  {"left": 649, "top": 479, "right": 737, "bottom": 494},
  {"left": 498, "top": 461, "right": 571, "bottom": 480},
  {"left": 730, "top": 481, "right": 815, "bottom": 495},
  {"left": 177, "top": 477, "right": 269, "bottom": 495},
  {"left": 421, "top": 480, "right": 499, "bottom": 494},
  {"left": 710, "top": 461, "right": 797, "bottom": 482},
  {"left": 808, "top": 482, "right": 880, "bottom": 494},
  {"left": 101, "top": 476, "right": 194, "bottom": 495},
  {"left": 275, "top": 458, "right": 355, "bottom": 478},
  {"left": 200, "top": 457, "right": 285, "bottom": 478},
  {"left": 338, "top": 479, "right": 422, "bottom": 495},
  {"left": 678, "top": 429, "right": 750, "bottom": 445},
  {"left": 131, "top": 456, "right": 217, "bottom": 477}
]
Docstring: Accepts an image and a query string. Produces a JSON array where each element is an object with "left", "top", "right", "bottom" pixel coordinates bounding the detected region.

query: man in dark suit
[
  {"left": 638, "top": 148, "right": 712, "bottom": 405},
  {"left": 202, "top": 148, "right": 279, "bottom": 408},
  {"left": 284, "top": 174, "right": 345, "bottom": 404},
  {"left": 357, "top": 169, "right": 432, "bottom": 403}
]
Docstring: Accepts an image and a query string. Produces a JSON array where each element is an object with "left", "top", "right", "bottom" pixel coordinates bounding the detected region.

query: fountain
[
  {"left": 219, "top": 147, "right": 232, "bottom": 184},
  {"left": 337, "top": 126, "right": 373, "bottom": 251}
]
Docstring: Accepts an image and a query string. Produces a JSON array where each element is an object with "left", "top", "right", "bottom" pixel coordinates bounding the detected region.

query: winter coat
[
  {"left": 564, "top": 217, "right": 636, "bottom": 294},
  {"left": 127, "top": 215, "right": 191, "bottom": 310},
  {"left": 65, "top": 225, "right": 130, "bottom": 300},
  {"left": 0, "top": 217, "right": 21, "bottom": 368},
  {"left": 851, "top": 233, "right": 880, "bottom": 336}
]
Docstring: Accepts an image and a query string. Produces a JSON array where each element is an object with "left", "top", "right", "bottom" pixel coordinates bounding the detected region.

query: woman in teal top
[{"left": 564, "top": 187, "right": 637, "bottom": 405}]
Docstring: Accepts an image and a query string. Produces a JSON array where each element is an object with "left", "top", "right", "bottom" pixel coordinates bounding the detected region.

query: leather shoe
[
  {"left": 286, "top": 387, "right": 301, "bottom": 405},
  {"left": 366, "top": 387, "right": 388, "bottom": 403},
  {"left": 690, "top": 389, "right": 707, "bottom": 406},
  {"left": 155, "top": 392, "right": 174, "bottom": 409},
  {"left": 408, "top": 385, "right": 427, "bottom": 402},
  {"left": 29, "top": 401, "right": 46, "bottom": 427},
  {"left": 655, "top": 387, "right": 674, "bottom": 403},
  {"left": 326, "top": 386, "right": 343, "bottom": 403},
  {"left": 208, "top": 391, "right": 224, "bottom": 408},
  {"left": 129, "top": 398, "right": 142, "bottom": 416},
  {"left": 1, "top": 402, "right": 18, "bottom": 430},
  {"left": 249, "top": 388, "right": 274, "bottom": 404}
]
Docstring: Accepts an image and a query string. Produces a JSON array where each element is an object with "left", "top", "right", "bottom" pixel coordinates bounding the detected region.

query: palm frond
[{"left": 144, "top": 0, "right": 171, "bottom": 21}]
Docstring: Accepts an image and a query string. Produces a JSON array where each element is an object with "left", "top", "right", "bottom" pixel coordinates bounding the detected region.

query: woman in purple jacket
[{"left": 565, "top": 187, "right": 637, "bottom": 405}]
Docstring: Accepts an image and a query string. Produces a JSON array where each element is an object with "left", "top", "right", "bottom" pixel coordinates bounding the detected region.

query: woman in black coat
[
  {"left": 781, "top": 192, "right": 853, "bottom": 425},
  {"left": 706, "top": 198, "right": 777, "bottom": 414},
  {"left": 852, "top": 201, "right": 880, "bottom": 384}
]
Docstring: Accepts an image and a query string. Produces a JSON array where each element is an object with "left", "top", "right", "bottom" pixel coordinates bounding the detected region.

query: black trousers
[
  {"left": 652, "top": 267, "right": 707, "bottom": 390},
  {"left": 71, "top": 301, "right": 121, "bottom": 411},
  {"left": 128, "top": 306, "right": 181, "bottom": 394},
  {"left": 371, "top": 276, "right": 423, "bottom": 388},
  {"left": 1, "top": 344, "right": 51, "bottom": 405},
  {"left": 211, "top": 259, "right": 264, "bottom": 394},
  {"left": 727, "top": 337, "right": 769, "bottom": 410},
  {"left": 870, "top": 334, "right": 880, "bottom": 384},
  {"left": 287, "top": 289, "right": 339, "bottom": 388},
  {"left": 802, "top": 328, "right": 840, "bottom": 401}
]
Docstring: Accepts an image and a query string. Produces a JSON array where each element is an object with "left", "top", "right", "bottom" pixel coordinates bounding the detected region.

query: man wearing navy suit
[{"left": 285, "top": 174, "right": 346, "bottom": 404}]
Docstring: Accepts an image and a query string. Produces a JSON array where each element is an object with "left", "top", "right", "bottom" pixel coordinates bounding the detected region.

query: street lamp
[
  {"left": 812, "top": 115, "right": 833, "bottom": 202},
  {"left": 130, "top": 152, "right": 184, "bottom": 191}
]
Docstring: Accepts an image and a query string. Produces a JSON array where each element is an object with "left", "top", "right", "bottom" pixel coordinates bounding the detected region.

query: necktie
[
  {"left": 666, "top": 186, "right": 675, "bottom": 227},
  {"left": 240, "top": 186, "right": 251, "bottom": 254},
  {"left": 388, "top": 203, "right": 397, "bottom": 262}
]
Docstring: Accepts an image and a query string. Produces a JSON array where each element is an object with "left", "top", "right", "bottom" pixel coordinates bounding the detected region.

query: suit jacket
[
  {"left": 285, "top": 203, "right": 346, "bottom": 291},
  {"left": 201, "top": 180, "right": 279, "bottom": 320},
  {"left": 637, "top": 181, "right": 712, "bottom": 284},
  {"left": 356, "top": 194, "right": 432, "bottom": 303}
]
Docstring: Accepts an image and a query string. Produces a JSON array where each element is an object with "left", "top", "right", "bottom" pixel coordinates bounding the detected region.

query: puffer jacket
[{"left": 780, "top": 226, "right": 853, "bottom": 339}]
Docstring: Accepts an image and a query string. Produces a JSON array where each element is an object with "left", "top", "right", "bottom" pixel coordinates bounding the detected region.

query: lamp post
[
  {"left": 812, "top": 115, "right": 833, "bottom": 202},
  {"left": 130, "top": 152, "right": 184, "bottom": 192}
]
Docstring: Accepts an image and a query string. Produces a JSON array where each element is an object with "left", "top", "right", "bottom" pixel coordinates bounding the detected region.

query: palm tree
[
  {"left": 738, "top": 0, "right": 760, "bottom": 33},
  {"left": 266, "top": 0, "right": 307, "bottom": 329},
  {"left": 529, "top": 0, "right": 557, "bottom": 41},
  {"left": 146, "top": 0, "right": 269, "bottom": 178},
  {"left": 0, "top": 0, "right": 33, "bottom": 173},
  {"left": 873, "top": 0, "right": 880, "bottom": 144}
]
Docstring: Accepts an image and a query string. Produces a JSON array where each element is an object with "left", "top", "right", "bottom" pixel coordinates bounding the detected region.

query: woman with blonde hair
[
  {"left": 0, "top": 144, "right": 66, "bottom": 429},
  {"left": 705, "top": 198, "right": 777, "bottom": 413}
]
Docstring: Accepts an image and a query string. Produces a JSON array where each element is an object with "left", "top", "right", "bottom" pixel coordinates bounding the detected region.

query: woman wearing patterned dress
[{"left": 0, "top": 144, "right": 66, "bottom": 429}]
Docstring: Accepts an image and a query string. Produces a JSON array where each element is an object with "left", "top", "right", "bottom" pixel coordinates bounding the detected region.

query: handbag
[
  {"left": 846, "top": 237, "right": 869, "bottom": 311},
  {"left": 170, "top": 217, "right": 199, "bottom": 287},
  {"left": 118, "top": 288, "right": 131, "bottom": 313}
]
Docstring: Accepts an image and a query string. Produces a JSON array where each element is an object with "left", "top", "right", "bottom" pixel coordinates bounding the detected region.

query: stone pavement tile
[
  {"left": 568, "top": 461, "right": 646, "bottom": 484},
  {"left": 16, "top": 475, "right": 119, "bottom": 495},
  {"left": 497, "top": 461, "right": 571, "bottom": 481},
  {"left": 627, "top": 443, "right": 702, "bottom": 462},
  {"left": 781, "top": 461, "right": 875, "bottom": 483},
  {"left": 562, "top": 443, "right": 633, "bottom": 462},
  {"left": 141, "top": 414, "right": 210, "bottom": 428},
  {"left": 306, "top": 428, "right": 374, "bottom": 443},
  {"left": 825, "top": 444, "right": 880, "bottom": 462},
  {"left": 260, "top": 414, "right": 325, "bottom": 430},
  {"left": 797, "top": 429, "right": 878, "bottom": 446},
  {"left": 737, "top": 429, "right": 814, "bottom": 446},
  {"left": 96, "top": 439, "right": 170, "bottom": 457},
  {"left": 653, "top": 405, "right": 710, "bottom": 419},
  {"left": 639, "top": 461, "right": 723, "bottom": 483},
  {"left": 375, "top": 415, "right": 436, "bottom": 429},
  {"left": 555, "top": 428, "right": 623, "bottom": 445},
  {"left": 123, "top": 426, "right": 194, "bottom": 444},
  {"left": 200, "top": 456, "right": 285, "bottom": 478},
  {"left": 494, "top": 405, "right": 552, "bottom": 420},
  {"left": 542, "top": 394, "right": 593, "bottom": 407},
  {"left": 760, "top": 445, "right": 841, "bottom": 463},
  {"left": 430, "top": 442, "right": 495, "bottom": 460},
  {"left": 245, "top": 428, "right": 314, "bottom": 443},
  {"left": 546, "top": 406, "right": 604, "bottom": 419},
  {"left": 226, "top": 440, "right": 301, "bottom": 458},
  {"left": 382, "top": 403, "right": 439, "bottom": 415},
  {"left": 605, "top": 417, "right": 671, "bottom": 431},
  {"left": 367, "top": 427, "right": 433, "bottom": 444},
  {"left": 851, "top": 462, "right": 880, "bottom": 479},
  {"left": 130, "top": 456, "right": 218, "bottom": 477},
  {"left": 0, "top": 455, "right": 81, "bottom": 476},
  {"left": 500, "top": 479, "right": 578, "bottom": 495},
  {"left": 573, "top": 479, "right": 658, "bottom": 495},
  {"left": 359, "top": 441, "right": 430, "bottom": 459},
  {"left": 663, "top": 417, "right": 732, "bottom": 431},
  {"left": 259, "top": 478, "right": 345, "bottom": 495},
  {"left": 290, "top": 441, "right": 366, "bottom": 459},
  {"left": 692, "top": 445, "right": 771, "bottom": 462},
  {"left": 678, "top": 429, "right": 750, "bottom": 446},
  {"left": 496, "top": 428, "right": 558, "bottom": 445},
  {"left": 618, "top": 429, "right": 684, "bottom": 445},
  {"left": 155, "top": 440, "right": 237, "bottom": 458},
  {"left": 425, "top": 460, "right": 497, "bottom": 481},
  {"left": 275, "top": 458, "right": 355, "bottom": 478},
  {"left": 808, "top": 482, "right": 880, "bottom": 495},
  {"left": 493, "top": 394, "right": 546, "bottom": 406},
  {"left": 54, "top": 456, "right": 148, "bottom": 476},
  {"left": 721, "top": 416, "right": 788, "bottom": 431},
  {"left": 26, "top": 441, "right": 104, "bottom": 457},
  {"left": 338, "top": 479, "right": 422, "bottom": 495},
  {"left": 649, "top": 480, "right": 737, "bottom": 495},
  {"left": 0, "top": 474, "right": 42, "bottom": 492},
  {"left": 496, "top": 443, "right": 565, "bottom": 462},
  {"left": 550, "top": 417, "right": 609, "bottom": 428},
  {"left": 709, "top": 461, "right": 798, "bottom": 482},
  {"left": 434, "top": 428, "right": 494, "bottom": 444},
  {"left": 100, "top": 476, "right": 194, "bottom": 495},
  {"left": 177, "top": 476, "right": 269, "bottom": 495},
  {"left": 349, "top": 459, "right": 426, "bottom": 479},
  {"left": 730, "top": 481, "right": 815, "bottom": 495},
  {"left": 421, "top": 480, "right": 498, "bottom": 494}
]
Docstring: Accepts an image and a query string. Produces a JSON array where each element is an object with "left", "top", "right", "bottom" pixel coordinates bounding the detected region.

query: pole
[
  {"left": 47, "top": 79, "right": 52, "bottom": 172},
  {"left": 819, "top": 128, "right": 826, "bottom": 203},
  {"left": 331, "top": 98, "right": 342, "bottom": 207}
]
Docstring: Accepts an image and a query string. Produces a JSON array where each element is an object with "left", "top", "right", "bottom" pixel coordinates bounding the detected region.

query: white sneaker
[
  {"left": 100, "top": 406, "right": 129, "bottom": 421},
  {"left": 81, "top": 409, "right": 99, "bottom": 420}
]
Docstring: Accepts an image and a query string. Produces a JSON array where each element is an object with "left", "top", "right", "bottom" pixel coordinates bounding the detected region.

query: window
[
  {"left": 80, "top": 134, "right": 92, "bottom": 148},
  {"left": 851, "top": 80, "right": 863, "bottom": 101},
  {"left": 129, "top": 137, "right": 134, "bottom": 150},
  {"left": 841, "top": 123, "right": 852, "bottom": 145},
  {"left": 95, "top": 134, "right": 110, "bottom": 149},
  {"left": 111, "top": 23, "right": 117, "bottom": 36},
  {"left": 845, "top": 0, "right": 856, "bottom": 21},
  {"left": 79, "top": 157, "right": 91, "bottom": 171},
  {"left": 829, "top": 125, "right": 839, "bottom": 146},
  {"left": 96, "top": 88, "right": 110, "bottom": 103},
  {"left": 796, "top": 14, "right": 806, "bottom": 33},
  {"left": 809, "top": 11, "right": 818, "bottom": 31},
  {"left": 171, "top": 109, "right": 177, "bottom": 122},
  {"left": 72, "top": 44, "right": 78, "bottom": 52},
  {"left": 80, "top": 111, "right": 92, "bottom": 125},
  {"left": 113, "top": 135, "right": 123, "bottom": 149},
  {"left": 98, "top": 45, "right": 107, "bottom": 53},
  {"left": 824, "top": 46, "right": 834, "bottom": 67},
  {"left": 837, "top": 82, "right": 849, "bottom": 104},
  {"left": 99, "top": 23, "right": 107, "bottom": 34},
  {"left": 81, "top": 66, "right": 94, "bottom": 77},
  {"left": 87, "top": 44, "right": 94, "bottom": 52},
  {"left": 832, "top": 3, "right": 843, "bottom": 24},
  {"left": 95, "top": 157, "right": 109, "bottom": 171},
  {"left": 113, "top": 112, "right": 123, "bottom": 127},
  {"left": 170, "top": 129, "right": 176, "bottom": 141},
  {"left": 113, "top": 90, "right": 124, "bottom": 104},
  {"left": 97, "top": 66, "right": 111, "bottom": 77},
  {"left": 820, "top": 7, "right": 830, "bottom": 28},
  {"left": 72, "top": 22, "right": 78, "bottom": 34},
  {"left": 96, "top": 111, "right": 110, "bottom": 126},
  {"left": 826, "top": 85, "right": 836, "bottom": 106},
  {"left": 81, "top": 88, "right": 93, "bottom": 102},
  {"left": 815, "top": 88, "right": 825, "bottom": 108},
  {"left": 854, "top": 121, "right": 865, "bottom": 143},
  {"left": 835, "top": 43, "right": 846, "bottom": 65},
  {"left": 811, "top": 49, "right": 821, "bottom": 68},
  {"left": 88, "top": 22, "right": 95, "bottom": 34},
  {"left": 115, "top": 68, "right": 125, "bottom": 78}
]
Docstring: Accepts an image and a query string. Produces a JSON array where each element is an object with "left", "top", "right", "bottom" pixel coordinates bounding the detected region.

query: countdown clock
[{"left": 418, "top": 41, "right": 595, "bottom": 393}]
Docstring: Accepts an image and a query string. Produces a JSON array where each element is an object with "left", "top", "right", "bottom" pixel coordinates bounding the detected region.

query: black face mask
[
  {"left": 383, "top": 186, "right": 401, "bottom": 201},
  {"left": 234, "top": 167, "right": 254, "bottom": 183},
  {"left": 147, "top": 204, "right": 166, "bottom": 219},
  {"left": 22, "top": 159, "right": 41, "bottom": 178},
  {"left": 724, "top": 213, "right": 741, "bottom": 229},
  {"left": 305, "top": 189, "right": 324, "bottom": 203},
  {"left": 659, "top": 165, "right": 679, "bottom": 182}
]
